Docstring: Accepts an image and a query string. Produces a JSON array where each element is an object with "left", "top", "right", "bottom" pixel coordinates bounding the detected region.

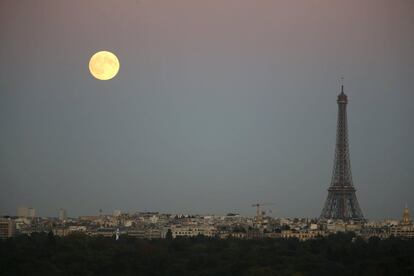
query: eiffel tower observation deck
[{"left": 320, "top": 85, "right": 364, "bottom": 221}]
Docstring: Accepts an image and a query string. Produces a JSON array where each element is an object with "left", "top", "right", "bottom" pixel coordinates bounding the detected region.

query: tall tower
[
  {"left": 402, "top": 204, "right": 410, "bottom": 225},
  {"left": 320, "top": 85, "right": 364, "bottom": 221}
]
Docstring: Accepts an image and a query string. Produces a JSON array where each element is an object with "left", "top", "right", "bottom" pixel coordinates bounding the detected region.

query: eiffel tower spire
[{"left": 320, "top": 85, "right": 364, "bottom": 221}]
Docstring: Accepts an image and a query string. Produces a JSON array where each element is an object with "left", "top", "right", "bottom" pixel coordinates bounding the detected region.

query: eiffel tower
[{"left": 320, "top": 85, "right": 364, "bottom": 221}]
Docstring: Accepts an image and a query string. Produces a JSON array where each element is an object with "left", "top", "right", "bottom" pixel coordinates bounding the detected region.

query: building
[
  {"left": 59, "top": 209, "right": 67, "bottom": 221},
  {"left": 402, "top": 204, "right": 411, "bottom": 225},
  {"left": 324, "top": 220, "right": 363, "bottom": 233},
  {"left": 0, "top": 218, "right": 16, "bottom": 239},
  {"left": 390, "top": 224, "right": 414, "bottom": 239},
  {"left": 390, "top": 205, "right": 414, "bottom": 239},
  {"left": 361, "top": 225, "right": 391, "bottom": 240},
  {"left": 128, "top": 228, "right": 162, "bottom": 239},
  {"left": 17, "top": 207, "right": 26, "bottom": 217},
  {"left": 280, "top": 230, "right": 324, "bottom": 241},
  {"left": 79, "top": 215, "right": 101, "bottom": 221},
  {"left": 113, "top": 210, "right": 122, "bottom": 217},
  {"left": 168, "top": 225, "right": 215, "bottom": 238},
  {"left": 90, "top": 227, "right": 116, "bottom": 237},
  {"left": 17, "top": 207, "right": 36, "bottom": 218},
  {"left": 53, "top": 227, "right": 70, "bottom": 237}
]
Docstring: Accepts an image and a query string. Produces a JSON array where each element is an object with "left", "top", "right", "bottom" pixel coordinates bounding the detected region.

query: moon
[{"left": 89, "top": 51, "right": 120, "bottom": 80}]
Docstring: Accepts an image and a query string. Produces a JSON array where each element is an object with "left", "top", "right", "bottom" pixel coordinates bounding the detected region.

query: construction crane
[{"left": 251, "top": 203, "right": 275, "bottom": 224}]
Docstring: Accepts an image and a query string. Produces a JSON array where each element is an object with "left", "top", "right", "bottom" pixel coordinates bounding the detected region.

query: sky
[{"left": 0, "top": 0, "right": 413, "bottom": 219}]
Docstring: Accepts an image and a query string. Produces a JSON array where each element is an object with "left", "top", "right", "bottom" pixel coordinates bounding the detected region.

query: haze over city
[{"left": 1, "top": 0, "right": 413, "bottom": 219}]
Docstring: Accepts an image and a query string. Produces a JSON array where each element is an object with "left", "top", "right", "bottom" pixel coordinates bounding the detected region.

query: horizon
[{"left": 6, "top": 207, "right": 410, "bottom": 221}]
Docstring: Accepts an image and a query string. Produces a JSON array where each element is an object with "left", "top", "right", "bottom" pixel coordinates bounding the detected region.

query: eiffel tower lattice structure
[{"left": 320, "top": 85, "right": 364, "bottom": 221}]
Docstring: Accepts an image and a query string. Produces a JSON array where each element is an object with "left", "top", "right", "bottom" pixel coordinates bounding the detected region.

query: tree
[
  {"left": 47, "top": 231, "right": 55, "bottom": 242},
  {"left": 166, "top": 229, "right": 173, "bottom": 240}
]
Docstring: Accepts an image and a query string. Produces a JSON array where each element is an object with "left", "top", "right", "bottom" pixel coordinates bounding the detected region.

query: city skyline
[
  {"left": 9, "top": 203, "right": 411, "bottom": 220},
  {"left": 1, "top": 0, "right": 413, "bottom": 219}
]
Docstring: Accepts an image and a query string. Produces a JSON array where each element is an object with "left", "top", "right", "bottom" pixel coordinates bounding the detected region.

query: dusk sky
[{"left": 1, "top": 0, "right": 413, "bottom": 219}]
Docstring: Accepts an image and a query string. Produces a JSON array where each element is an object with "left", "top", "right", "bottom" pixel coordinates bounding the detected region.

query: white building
[
  {"left": 17, "top": 207, "right": 36, "bottom": 218},
  {"left": 0, "top": 218, "right": 16, "bottom": 239},
  {"left": 113, "top": 210, "right": 122, "bottom": 217},
  {"left": 168, "top": 225, "right": 215, "bottom": 238},
  {"left": 59, "top": 209, "right": 67, "bottom": 221}
]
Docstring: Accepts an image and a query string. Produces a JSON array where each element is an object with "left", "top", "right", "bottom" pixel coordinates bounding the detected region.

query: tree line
[{"left": 0, "top": 232, "right": 413, "bottom": 276}]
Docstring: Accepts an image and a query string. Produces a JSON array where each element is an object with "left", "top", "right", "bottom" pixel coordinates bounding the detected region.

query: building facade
[
  {"left": 0, "top": 218, "right": 16, "bottom": 239},
  {"left": 17, "top": 207, "right": 36, "bottom": 218}
]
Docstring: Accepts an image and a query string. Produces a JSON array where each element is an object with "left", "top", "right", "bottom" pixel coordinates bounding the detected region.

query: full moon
[{"left": 89, "top": 51, "right": 120, "bottom": 80}]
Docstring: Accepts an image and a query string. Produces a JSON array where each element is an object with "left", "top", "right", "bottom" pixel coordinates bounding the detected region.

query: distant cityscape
[
  {"left": 0, "top": 204, "right": 413, "bottom": 241},
  {"left": 1, "top": 86, "right": 412, "bottom": 241}
]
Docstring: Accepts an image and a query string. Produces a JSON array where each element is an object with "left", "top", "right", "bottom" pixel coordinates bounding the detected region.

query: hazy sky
[{"left": 1, "top": 0, "right": 413, "bottom": 218}]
